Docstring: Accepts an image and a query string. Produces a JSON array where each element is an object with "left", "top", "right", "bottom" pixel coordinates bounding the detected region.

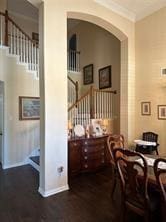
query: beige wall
[
  {"left": 0, "top": 47, "right": 39, "bottom": 168},
  {"left": 0, "top": 0, "right": 7, "bottom": 12},
  {"left": 68, "top": 21, "right": 121, "bottom": 133},
  {"left": 39, "top": 0, "right": 135, "bottom": 196},
  {"left": 135, "top": 7, "right": 166, "bottom": 155}
]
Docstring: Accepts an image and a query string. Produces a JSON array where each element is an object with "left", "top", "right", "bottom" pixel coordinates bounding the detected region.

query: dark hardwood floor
[{"left": 0, "top": 165, "right": 144, "bottom": 222}]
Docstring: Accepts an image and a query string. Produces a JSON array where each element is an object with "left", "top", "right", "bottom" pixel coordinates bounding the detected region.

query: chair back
[
  {"left": 113, "top": 148, "right": 150, "bottom": 208},
  {"left": 107, "top": 134, "right": 124, "bottom": 164},
  {"left": 143, "top": 132, "right": 158, "bottom": 143},
  {"left": 154, "top": 158, "right": 166, "bottom": 206}
]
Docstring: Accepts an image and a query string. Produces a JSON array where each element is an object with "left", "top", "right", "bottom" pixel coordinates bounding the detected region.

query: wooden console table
[{"left": 68, "top": 135, "right": 110, "bottom": 177}]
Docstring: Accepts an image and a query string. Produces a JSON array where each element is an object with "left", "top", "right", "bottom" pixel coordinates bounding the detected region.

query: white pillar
[{"left": 39, "top": 1, "right": 68, "bottom": 197}]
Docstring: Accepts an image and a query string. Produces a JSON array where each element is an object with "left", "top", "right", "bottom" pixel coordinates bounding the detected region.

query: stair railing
[
  {"left": 0, "top": 10, "right": 39, "bottom": 76},
  {"left": 67, "top": 49, "right": 80, "bottom": 72},
  {"left": 68, "top": 86, "right": 117, "bottom": 126},
  {"left": 68, "top": 76, "right": 78, "bottom": 108}
]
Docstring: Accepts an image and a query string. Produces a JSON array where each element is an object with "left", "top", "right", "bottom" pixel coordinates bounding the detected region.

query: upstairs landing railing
[
  {"left": 0, "top": 11, "right": 39, "bottom": 76},
  {"left": 68, "top": 86, "right": 117, "bottom": 126}
]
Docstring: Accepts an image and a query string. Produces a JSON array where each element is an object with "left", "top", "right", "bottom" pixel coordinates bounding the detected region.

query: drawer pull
[
  {"left": 84, "top": 156, "right": 88, "bottom": 160},
  {"left": 84, "top": 164, "right": 88, "bottom": 168},
  {"left": 84, "top": 148, "right": 88, "bottom": 152},
  {"left": 84, "top": 141, "right": 88, "bottom": 145},
  {"left": 101, "top": 159, "right": 105, "bottom": 163},
  {"left": 73, "top": 142, "right": 77, "bottom": 146},
  {"left": 101, "top": 152, "right": 104, "bottom": 156}
]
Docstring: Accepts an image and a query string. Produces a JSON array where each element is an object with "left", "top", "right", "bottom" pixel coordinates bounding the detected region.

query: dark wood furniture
[
  {"left": 107, "top": 134, "right": 124, "bottom": 197},
  {"left": 114, "top": 148, "right": 159, "bottom": 222},
  {"left": 68, "top": 135, "right": 109, "bottom": 177},
  {"left": 154, "top": 158, "right": 166, "bottom": 222},
  {"left": 136, "top": 132, "right": 159, "bottom": 155}
]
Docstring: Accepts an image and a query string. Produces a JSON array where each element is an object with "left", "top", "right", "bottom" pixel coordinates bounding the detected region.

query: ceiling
[{"left": 95, "top": 0, "right": 166, "bottom": 21}]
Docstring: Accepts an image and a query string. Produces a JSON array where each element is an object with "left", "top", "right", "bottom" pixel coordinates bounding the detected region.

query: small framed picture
[
  {"left": 158, "top": 105, "right": 166, "bottom": 120},
  {"left": 83, "top": 64, "right": 93, "bottom": 85},
  {"left": 99, "top": 65, "right": 112, "bottom": 89},
  {"left": 19, "top": 96, "right": 40, "bottom": 120},
  {"left": 141, "top": 102, "right": 151, "bottom": 115}
]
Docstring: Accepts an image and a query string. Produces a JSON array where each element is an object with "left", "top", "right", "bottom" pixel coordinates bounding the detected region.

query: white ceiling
[{"left": 95, "top": 0, "right": 166, "bottom": 21}]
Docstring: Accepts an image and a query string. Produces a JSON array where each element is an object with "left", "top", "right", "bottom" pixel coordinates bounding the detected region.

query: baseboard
[
  {"left": 28, "top": 158, "right": 40, "bottom": 172},
  {"left": 38, "top": 184, "right": 69, "bottom": 197},
  {"left": 2, "top": 160, "right": 28, "bottom": 169}
]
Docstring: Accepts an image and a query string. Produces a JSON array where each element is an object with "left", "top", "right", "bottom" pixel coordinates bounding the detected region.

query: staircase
[
  {"left": 68, "top": 84, "right": 117, "bottom": 127},
  {"left": 0, "top": 10, "right": 39, "bottom": 77}
]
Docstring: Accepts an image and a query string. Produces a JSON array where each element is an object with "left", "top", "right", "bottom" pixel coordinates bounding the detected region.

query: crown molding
[
  {"left": 135, "top": 2, "right": 166, "bottom": 21},
  {"left": 94, "top": 0, "right": 136, "bottom": 22}
]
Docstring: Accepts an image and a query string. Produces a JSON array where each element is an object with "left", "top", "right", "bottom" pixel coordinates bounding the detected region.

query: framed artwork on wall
[
  {"left": 19, "top": 96, "right": 40, "bottom": 120},
  {"left": 141, "top": 102, "right": 151, "bottom": 115},
  {"left": 99, "top": 65, "right": 112, "bottom": 89},
  {"left": 158, "top": 105, "right": 166, "bottom": 120},
  {"left": 83, "top": 64, "right": 93, "bottom": 85}
]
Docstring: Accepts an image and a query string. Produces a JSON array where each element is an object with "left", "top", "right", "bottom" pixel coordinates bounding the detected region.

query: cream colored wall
[
  {"left": 0, "top": 0, "right": 7, "bottom": 12},
  {"left": 9, "top": 12, "right": 38, "bottom": 37},
  {"left": 0, "top": 48, "right": 39, "bottom": 168},
  {"left": 68, "top": 21, "right": 121, "bottom": 133},
  {"left": 135, "top": 7, "right": 166, "bottom": 155},
  {"left": 39, "top": 0, "right": 135, "bottom": 196}
]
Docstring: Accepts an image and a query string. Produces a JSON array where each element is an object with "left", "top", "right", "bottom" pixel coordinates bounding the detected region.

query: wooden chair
[
  {"left": 107, "top": 134, "right": 124, "bottom": 198},
  {"left": 154, "top": 158, "right": 166, "bottom": 222},
  {"left": 114, "top": 148, "right": 158, "bottom": 222},
  {"left": 136, "top": 132, "right": 159, "bottom": 155}
]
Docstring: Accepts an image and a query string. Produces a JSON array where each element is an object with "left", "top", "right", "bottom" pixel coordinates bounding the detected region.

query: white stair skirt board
[
  {"left": 28, "top": 158, "right": 40, "bottom": 172},
  {"left": 38, "top": 185, "right": 69, "bottom": 198}
]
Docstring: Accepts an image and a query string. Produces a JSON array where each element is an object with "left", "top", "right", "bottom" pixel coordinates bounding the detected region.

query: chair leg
[
  {"left": 156, "top": 148, "right": 159, "bottom": 155},
  {"left": 110, "top": 168, "right": 117, "bottom": 199}
]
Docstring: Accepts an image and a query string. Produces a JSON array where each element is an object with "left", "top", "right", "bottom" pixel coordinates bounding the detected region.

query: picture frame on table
[
  {"left": 99, "top": 65, "right": 112, "bottom": 89},
  {"left": 158, "top": 105, "right": 166, "bottom": 120},
  {"left": 141, "top": 102, "right": 151, "bottom": 116},
  {"left": 19, "top": 96, "right": 40, "bottom": 120},
  {"left": 83, "top": 64, "right": 93, "bottom": 85}
]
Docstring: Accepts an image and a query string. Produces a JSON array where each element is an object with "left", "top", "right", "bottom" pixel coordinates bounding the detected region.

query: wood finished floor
[{"left": 0, "top": 165, "right": 143, "bottom": 222}]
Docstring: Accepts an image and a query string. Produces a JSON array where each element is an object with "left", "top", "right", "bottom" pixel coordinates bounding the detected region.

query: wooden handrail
[
  {"left": 94, "top": 89, "right": 117, "bottom": 94},
  {"left": 68, "top": 88, "right": 91, "bottom": 112},
  {"left": 68, "top": 76, "right": 77, "bottom": 87},
  {"left": 0, "top": 10, "right": 38, "bottom": 47},
  {"left": 0, "top": 12, "right": 5, "bottom": 16}
]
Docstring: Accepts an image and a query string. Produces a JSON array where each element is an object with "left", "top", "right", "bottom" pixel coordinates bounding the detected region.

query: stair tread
[{"left": 29, "top": 156, "right": 40, "bottom": 166}]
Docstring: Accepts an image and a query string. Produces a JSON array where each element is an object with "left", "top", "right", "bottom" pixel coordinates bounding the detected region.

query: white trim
[
  {"left": 38, "top": 185, "right": 69, "bottom": 197},
  {"left": 28, "top": 158, "right": 40, "bottom": 172},
  {"left": 94, "top": 0, "right": 166, "bottom": 22},
  {"left": 94, "top": 0, "right": 135, "bottom": 22},
  {"left": 8, "top": 11, "right": 38, "bottom": 24},
  {"left": 2, "top": 160, "right": 28, "bottom": 169},
  {"left": 136, "top": 2, "right": 166, "bottom": 21}
]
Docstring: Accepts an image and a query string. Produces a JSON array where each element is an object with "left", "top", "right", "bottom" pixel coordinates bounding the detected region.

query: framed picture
[
  {"left": 83, "top": 64, "right": 93, "bottom": 85},
  {"left": 99, "top": 65, "right": 112, "bottom": 89},
  {"left": 158, "top": 105, "right": 166, "bottom": 120},
  {"left": 141, "top": 102, "right": 151, "bottom": 115},
  {"left": 32, "top": 32, "right": 39, "bottom": 42},
  {"left": 19, "top": 96, "right": 40, "bottom": 120}
]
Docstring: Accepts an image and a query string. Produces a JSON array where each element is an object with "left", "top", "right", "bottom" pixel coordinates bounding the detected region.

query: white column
[{"left": 39, "top": 2, "right": 68, "bottom": 197}]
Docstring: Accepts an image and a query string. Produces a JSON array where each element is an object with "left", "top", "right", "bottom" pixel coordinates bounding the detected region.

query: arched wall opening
[
  {"left": 67, "top": 12, "right": 129, "bottom": 140},
  {"left": 38, "top": 1, "right": 135, "bottom": 197}
]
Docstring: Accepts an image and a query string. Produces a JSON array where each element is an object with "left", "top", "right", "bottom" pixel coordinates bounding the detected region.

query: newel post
[
  {"left": 5, "top": 10, "right": 8, "bottom": 46},
  {"left": 90, "top": 86, "right": 94, "bottom": 119}
]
